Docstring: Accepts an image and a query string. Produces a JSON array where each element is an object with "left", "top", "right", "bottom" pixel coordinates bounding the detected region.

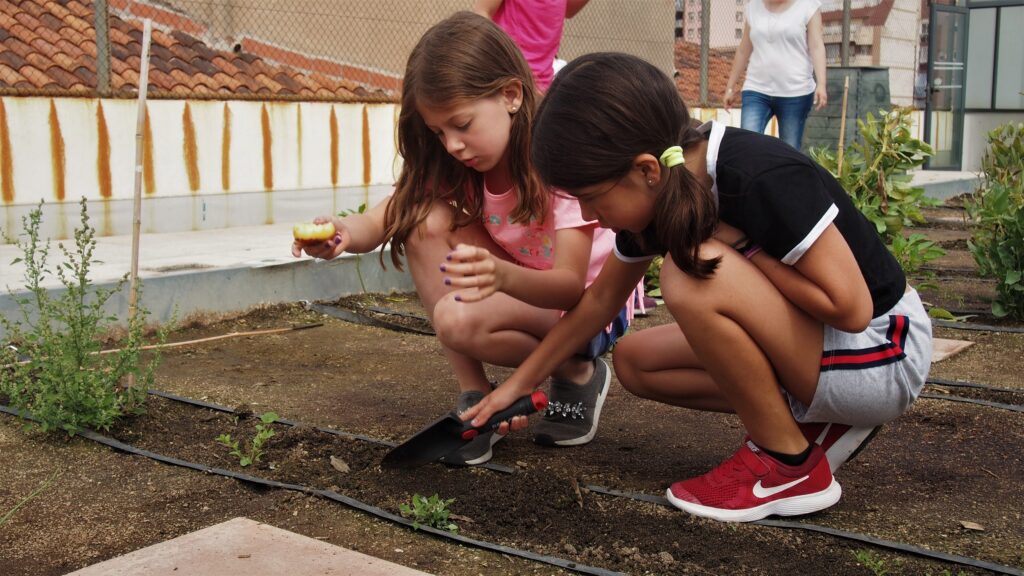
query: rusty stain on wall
[
  {"left": 330, "top": 105, "right": 339, "bottom": 187},
  {"left": 362, "top": 105, "right": 370, "bottom": 185},
  {"left": 48, "top": 99, "right": 66, "bottom": 202},
  {"left": 261, "top": 103, "right": 273, "bottom": 190},
  {"left": 96, "top": 101, "right": 112, "bottom": 199},
  {"left": 296, "top": 104, "right": 303, "bottom": 188},
  {"left": 143, "top": 106, "right": 155, "bottom": 195},
  {"left": 221, "top": 103, "right": 231, "bottom": 191},
  {"left": 1, "top": 99, "right": 14, "bottom": 203},
  {"left": 183, "top": 103, "right": 200, "bottom": 192}
]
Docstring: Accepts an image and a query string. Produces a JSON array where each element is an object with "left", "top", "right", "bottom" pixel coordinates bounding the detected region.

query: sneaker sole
[
  {"left": 810, "top": 424, "right": 881, "bottom": 473},
  {"left": 544, "top": 358, "right": 611, "bottom": 447},
  {"left": 664, "top": 479, "right": 842, "bottom": 523}
]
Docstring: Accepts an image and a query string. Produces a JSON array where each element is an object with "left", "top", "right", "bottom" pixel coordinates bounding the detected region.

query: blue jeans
[{"left": 740, "top": 90, "right": 815, "bottom": 150}]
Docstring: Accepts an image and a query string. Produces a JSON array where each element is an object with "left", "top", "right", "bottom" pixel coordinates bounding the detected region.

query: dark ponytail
[{"left": 533, "top": 53, "right": 720, "bottom": 277}]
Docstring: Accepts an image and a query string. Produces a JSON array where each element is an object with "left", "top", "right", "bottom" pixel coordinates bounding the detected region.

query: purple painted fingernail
[
  {"left": 446, "top": 253, "right": 453, "bottom": 261},
  {"left": 454, "top": 295, "right": 462, "bottom": 302},
  {"left": 439, "top": 264, "right": 446, "bottom": 272},
  {"left": 444, "top": 278, "right": 451, "bottom": 286}
]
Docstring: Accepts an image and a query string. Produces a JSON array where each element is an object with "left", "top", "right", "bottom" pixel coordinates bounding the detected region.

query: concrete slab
[
  {"left": 933, "top": 337, "right": 975, "bottom": 363},
  {"left": 66, "top": 517, "right": 432, "bottom": 576}
]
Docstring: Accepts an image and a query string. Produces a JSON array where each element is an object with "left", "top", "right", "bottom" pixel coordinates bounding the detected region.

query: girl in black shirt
[{"left": 463, "top": 52, "right": 932, "bottom": 523}]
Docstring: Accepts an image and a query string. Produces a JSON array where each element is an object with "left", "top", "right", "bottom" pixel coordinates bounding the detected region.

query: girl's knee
[
  {"left": 406, "top": 203, "right": 456, "bottom": 250},
  {"left": 611, "top": 335, "right": 643, "bottom": 395},
  {"left": 432, "top": 295, "right": 485, "bottom": 351}
]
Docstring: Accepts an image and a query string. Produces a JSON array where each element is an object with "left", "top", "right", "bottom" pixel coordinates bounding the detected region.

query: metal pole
[
  {"left": 841, "top": 0, "right": 851, "bottom": 66},
  {"left": 94, "top": 0, "right": 111, "bottom": 95},
  {"left": 700, "top": 0, "right": 710, "bottom": 105},
  {"left": 127, "top": 19, "right": 152, "bottom": 389}
]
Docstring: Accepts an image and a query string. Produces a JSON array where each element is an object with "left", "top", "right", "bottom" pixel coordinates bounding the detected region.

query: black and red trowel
[{"left": 381, "top": 390, "right": 548, "bottom": 469}]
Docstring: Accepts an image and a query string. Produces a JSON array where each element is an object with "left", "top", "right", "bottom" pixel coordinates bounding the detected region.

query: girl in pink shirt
[{"left": 294, "top": 12, "right": 638, "bottom": 465}]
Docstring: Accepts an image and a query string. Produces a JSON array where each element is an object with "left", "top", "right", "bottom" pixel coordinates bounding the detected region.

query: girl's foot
[
  {"left": 531, "top": 357, "right": 611, "bottom": 447},
  {"left": 665, "top": 440, "right": 841, "bottom": 523},
  {"left": 440, "top": 390, "right": 505, "bottom": 466}
]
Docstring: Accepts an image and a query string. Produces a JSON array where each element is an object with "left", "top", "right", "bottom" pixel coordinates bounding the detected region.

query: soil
[{"left": 2, "top": 203, "right": 1023, "bottom": 576}]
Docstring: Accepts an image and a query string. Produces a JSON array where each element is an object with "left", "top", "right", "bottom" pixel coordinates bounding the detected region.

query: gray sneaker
[
  {"left": 439, "top": 390, "right": 504, "bottom": 466},
  {"left": 532, "top": 357, "right": 611, "bottom": 447}
]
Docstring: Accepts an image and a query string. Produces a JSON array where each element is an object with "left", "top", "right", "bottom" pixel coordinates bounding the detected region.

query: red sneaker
[
  {"left": 799, "top": 422, "right": 881, "bottom": 473},
  {"left": 666, "top": 441, "right": 841, "bottom": 522}
]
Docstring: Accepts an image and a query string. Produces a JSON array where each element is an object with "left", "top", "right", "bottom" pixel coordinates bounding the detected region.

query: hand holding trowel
[{"left": 381, "top": 390, "right": 548, "bottom": 469}]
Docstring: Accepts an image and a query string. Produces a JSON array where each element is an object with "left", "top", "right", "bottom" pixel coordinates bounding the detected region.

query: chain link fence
[{"left": 1, "top": 0, "right": 674, "bottom": 102}]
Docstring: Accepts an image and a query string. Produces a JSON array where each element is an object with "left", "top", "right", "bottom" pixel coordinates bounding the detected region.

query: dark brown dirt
[{"left": 2, "top": 203, "right": 1023, "bottom": 576}]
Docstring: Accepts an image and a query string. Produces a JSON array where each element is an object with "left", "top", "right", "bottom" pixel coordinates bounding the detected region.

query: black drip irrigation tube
[
  {"left": 69, "top": 389, "right": 1024, "bottom": 576},
  {"left": 923, "top": 378, "right": 1024, "bottom": 413},
  {"left": 309, "top": 303, "right": 435, "bottom": 336},
  {"left": 0, "top": 403, "right": 620, "bottom": 576},
  {"left": 932, "top": 319, "right": 1024, "bottom": 334}
]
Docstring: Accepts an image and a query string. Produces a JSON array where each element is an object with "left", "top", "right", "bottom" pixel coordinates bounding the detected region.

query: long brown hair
[
  {"left": 532, "top": 52, "right": 719, "bottom": 277},
  {"left": 384, "top": 11, "right": 546, "bottom": 268}
]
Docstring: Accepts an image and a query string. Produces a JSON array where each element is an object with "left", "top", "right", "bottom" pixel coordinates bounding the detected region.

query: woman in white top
[{"left": 723, "top": 0, "right": 828, "bottom": 150}]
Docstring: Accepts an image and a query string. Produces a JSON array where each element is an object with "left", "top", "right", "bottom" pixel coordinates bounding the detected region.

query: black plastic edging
[
  {"left": 933, "top": 319, "right": 1024, "bottom": 334},
  {"left": 146, "top": 389, "right": 1024, "bottom": 575},
  {"left": 918, "top": 392, "right": 1024, "bottom": 413},
  {"left": 927, "top": 377, "right": 1022, "bottom": 395},
  {"left": 310, "top": 303, "right": 435, "bottom": 336},
  {"left": 0, "top": 404, "right": 620, "bottom": 576},
  {"left": 583, "top": 485, "right": 1023, "bottom": 576}
]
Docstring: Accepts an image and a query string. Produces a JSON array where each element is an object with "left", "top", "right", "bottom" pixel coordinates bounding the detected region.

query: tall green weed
[{"left": 0, "top": 199, "right": 166, "bottom": 434}]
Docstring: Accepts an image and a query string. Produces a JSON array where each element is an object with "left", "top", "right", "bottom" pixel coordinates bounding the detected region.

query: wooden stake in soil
[
  {"left": 837, "top": 75, "right": 850, "bottom": 173},
  {"left": 127, "top": 19, "right": 152, "bottom": 389}
]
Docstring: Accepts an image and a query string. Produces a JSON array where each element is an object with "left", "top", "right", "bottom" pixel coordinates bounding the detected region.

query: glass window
[
  {"left": 966, "top": 8, "right": 995, "bottom": 109},
  {"left": 995, "top": 6, "right": 1024, "bottom": 109}
]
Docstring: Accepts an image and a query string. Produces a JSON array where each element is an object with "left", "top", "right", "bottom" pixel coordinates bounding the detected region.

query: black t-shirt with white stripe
[{"left": 615, "top": 123, "right": 906, "bottom": 318}]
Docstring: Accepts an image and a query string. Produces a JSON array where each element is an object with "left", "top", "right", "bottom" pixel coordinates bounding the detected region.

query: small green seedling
[
  {"left": 851, "top": 549, "right": 888, "bottom": 576},
  {"left": 399, "top": 493, "right": 458, "bottom": 533},
  {"left": 216, "top": 412, "right": 279, "bottom": 467}
]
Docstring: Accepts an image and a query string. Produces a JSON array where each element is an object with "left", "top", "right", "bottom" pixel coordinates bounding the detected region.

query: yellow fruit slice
[{"left": 293, "top": 222, "right": 336, "bottom": 244}]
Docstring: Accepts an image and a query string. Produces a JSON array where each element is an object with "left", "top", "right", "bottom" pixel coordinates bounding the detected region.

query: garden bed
[{"left": 1, "top": 203, "right": 1023, "bottom": 575}]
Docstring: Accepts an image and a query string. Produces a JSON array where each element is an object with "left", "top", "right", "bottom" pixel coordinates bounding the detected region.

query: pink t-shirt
[
  {"left": 493, "top": 0, "right": 567, "bottom": 91},
  {"left": 482, "top": 184, "right": 616, "bottom": 290}
]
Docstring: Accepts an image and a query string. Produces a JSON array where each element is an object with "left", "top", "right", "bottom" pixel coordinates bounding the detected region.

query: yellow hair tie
[{"left": 659, "top": 145, "right": 685, "bottom": 168}]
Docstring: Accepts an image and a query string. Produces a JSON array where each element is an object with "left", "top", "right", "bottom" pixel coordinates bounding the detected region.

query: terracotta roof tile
[
  {"left": 674, "top": 39, "right": 737, "bottom": 107},
  {"left": 0, "top": 0, "right": 396, "bottom": 100}
]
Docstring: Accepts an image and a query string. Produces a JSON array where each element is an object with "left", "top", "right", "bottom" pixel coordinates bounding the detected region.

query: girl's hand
[
  {"left": 814, "top": 85, "right": 828, "bottom": 111},
  {"left": 292, "top": 216, "right": 349, "bottom": 259},
  {"left": 441, "top": 243, "right": 506, "bottom": 302},
  {"left": 459, "top": 383, "right": 535, "bottom": 435},
  {"left": 723, "top": 88, "right": 737, "bottom": 111}
]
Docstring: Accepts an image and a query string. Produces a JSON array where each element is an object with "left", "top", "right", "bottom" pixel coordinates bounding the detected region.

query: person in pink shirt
[
  {"left": 473, "top": 0, "right": 591, "bottom": 91},
  {"left": 293, "top": 12, "right": 638, "bottom": 465}
]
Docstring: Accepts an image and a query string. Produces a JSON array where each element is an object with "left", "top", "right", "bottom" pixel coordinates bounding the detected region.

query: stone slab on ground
[
  {"left": 66, "top": 517, "right": 432, "bottom": 576},
  {"left": 933, "top": 337, "right": 974, "bottom": 363}
]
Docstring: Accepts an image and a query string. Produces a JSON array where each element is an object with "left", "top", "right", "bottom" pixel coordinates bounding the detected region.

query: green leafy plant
[
  {"left": 811, "top": 108, "right": 945, "bottom": 278},
  {"left": 965, "top": 122, "right": 1024, "bottom": 319},
  {"left": 887, "top": 233, "right": 945, "bottom": 290},
  {"left": 0, "top": 199, "right": 166, "bottom": 435},
  {"left": 215, "top": 411, "right": 279, "bottom": 467},
  {"left": 851, "top": 549, "right": 888, "bottom": 576},
  {"left": 399, "top": 493, "right": 458, "bottom": 533},
  {"left": 337, "top": 202, "right": 368, "bottom": 295}
]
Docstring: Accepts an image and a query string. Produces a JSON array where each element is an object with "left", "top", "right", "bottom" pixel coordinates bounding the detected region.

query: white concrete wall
[
  {"left": 0, "top": 96, "right": 399, "bottom": 243},
  {"left": 963, "top": 112, "right": 1024, "bottom": 173}
]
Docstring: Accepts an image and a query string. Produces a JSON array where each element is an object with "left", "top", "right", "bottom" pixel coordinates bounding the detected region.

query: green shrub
[
  {"left": 0, "top": 199, "right": 166, "bottom": 434},
  {"left": 811, "top": 108, "right": 944, "bottom": 277},
  {"left": 966, "top": 122, "right": 1024, "bottom": 319}
]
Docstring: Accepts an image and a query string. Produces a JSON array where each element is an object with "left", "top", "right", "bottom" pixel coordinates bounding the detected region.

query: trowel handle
[{"left": 457, "top": 391, "right": 548, "bottom": 440}]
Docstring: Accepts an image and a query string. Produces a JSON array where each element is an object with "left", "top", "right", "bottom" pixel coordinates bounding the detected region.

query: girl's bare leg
[
  {"left": 616, "top": 241, "right": 824, "bottom": 455},
  {"left": 404, "top": 201, "right": 592, "bottom": 395}
]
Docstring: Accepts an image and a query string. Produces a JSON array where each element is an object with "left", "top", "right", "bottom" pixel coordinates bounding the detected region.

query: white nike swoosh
[{"left": 752, "top": 475, "right": 809, "bottom": 499}]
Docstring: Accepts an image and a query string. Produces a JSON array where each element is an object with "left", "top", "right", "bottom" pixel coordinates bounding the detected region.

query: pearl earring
[
  {"left": 647, "top": 179, "right": 654, "bottom": 186},
  {"left": 510, "top": 106, "right": 518, "bottom": 113}
]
